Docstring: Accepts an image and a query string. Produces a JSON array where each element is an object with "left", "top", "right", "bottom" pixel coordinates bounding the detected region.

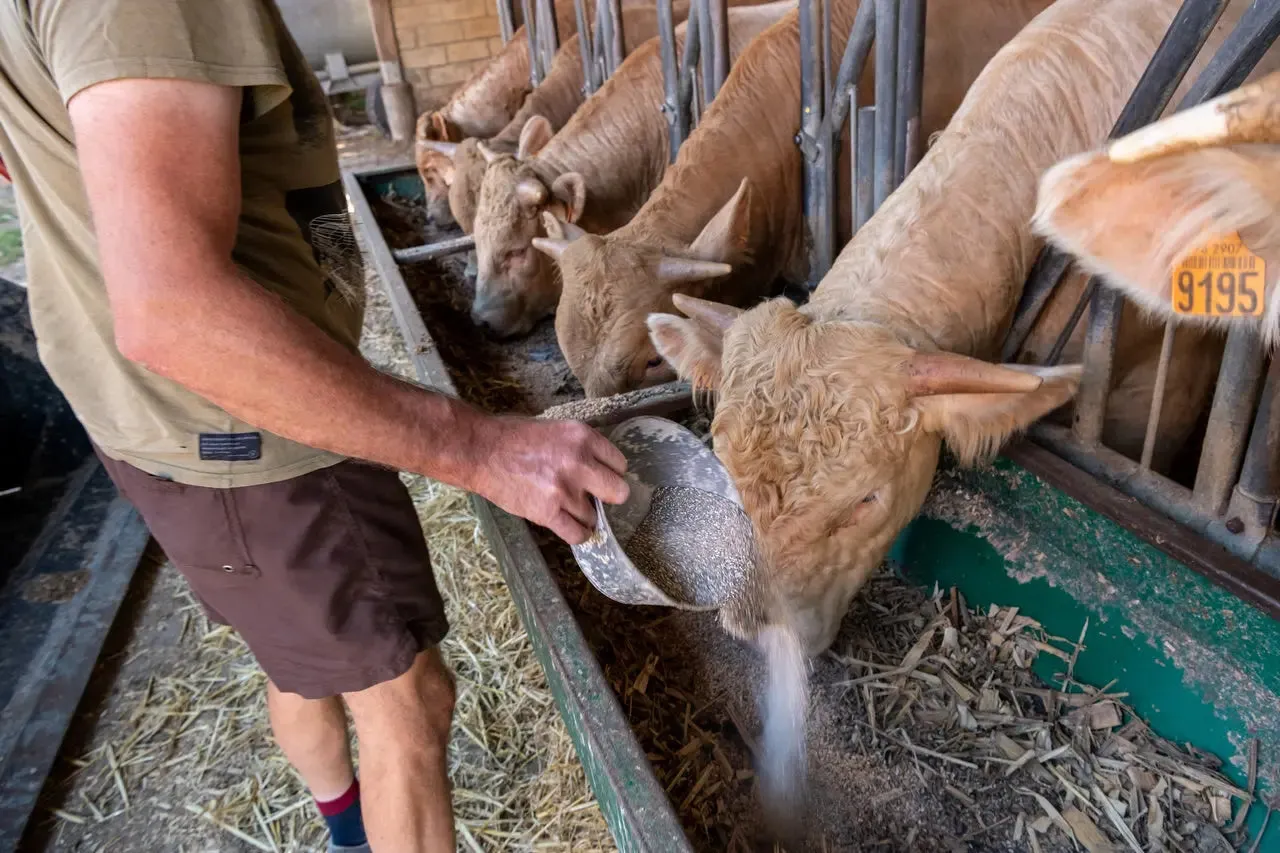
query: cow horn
[
  {"left": 655, "top": 257, "right": 733, "bottom": 284},
  {"left": 417, "top": 140, "right": 458, "bottom": 157},
  {"left": 1108, "top": 70, "right": 1280, "bottom": 163},
  {"left": 516, "top": 178, "right": 549, "bottom": 206},
  {"left": 905, "top": 351, "right": 1044, "bottom": 396},
  {"left": 540, "top": 211, "right": 587, "bottom": 241},
  {"left": 672, "top": 294, "right": 743, "bottom": 332},
  {"left": 477, "top": 142, "right": 501, "bottom": 164},
  {"left": 531, "top": 237, "right": 571, "bottom": 261}
]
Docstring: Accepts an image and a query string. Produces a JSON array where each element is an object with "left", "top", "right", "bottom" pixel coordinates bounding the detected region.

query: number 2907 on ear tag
[{"left": 1171, "top": 233, "right": 1267, "bottom": 318}]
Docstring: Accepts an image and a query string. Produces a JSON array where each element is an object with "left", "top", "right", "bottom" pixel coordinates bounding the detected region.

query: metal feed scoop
[{"left": 570, "top": 416, "right": 756, "bottom": 610}]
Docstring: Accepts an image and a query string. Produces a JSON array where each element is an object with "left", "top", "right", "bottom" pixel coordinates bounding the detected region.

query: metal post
[
  {"left": 697, "top": 0, "right": 716, "bottom": 108},
  {"left": 1071, "top": 289, "right": 1122, "bottom": 446},
  {"left": 820, "top": 0, "right": 875, "bottom": 137},
  {"left": 872, "top": 0, "right": 898, "bottom": 212},
  {"left": 657, "top": 0, "right": 684, "bottom": 160},
  {"left": 707, "top": 0, "right": 729, "bottom": 97},
  {"left": 853, "top": 104, "right": 875, "bottom": 232},
  {"left": 574, "top": 0, "right": 596, "bottom": 93},
  {"left": 1139, "top": 320, "right": 1177, "bottom": 469},
  {"left": 894, "top": 0, "right": 925, "bottom": 183},
  {"left": 800, "top": 0, "right": 830, "bottom": 286},
  {"left": 1195, "top": 328, "right": 1267, "bottom": 515},
  {"left": 1215, "top": 357, "right": 1280, "bottom": 554},
  {"left": 521, "top": 0, "right": 542, "bottom": 84},
  {"left": 496, "top": 0, "right": 516, "bottom": 44},
  {"left": 536, "top": 0, "right": 560, "bottom": 82},
  {"left": 1001, "top": 249, "right": 1073, "bottom": 362}
]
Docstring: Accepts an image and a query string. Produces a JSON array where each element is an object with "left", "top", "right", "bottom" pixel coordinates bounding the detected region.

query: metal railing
[{"left": 1001, "top": 0, "right": 1280, "bottom": 579}]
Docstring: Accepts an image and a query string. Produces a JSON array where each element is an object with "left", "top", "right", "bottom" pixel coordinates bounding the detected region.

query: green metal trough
[{"left": 345, "top": 162, "right": 1280, "bottom": 851}]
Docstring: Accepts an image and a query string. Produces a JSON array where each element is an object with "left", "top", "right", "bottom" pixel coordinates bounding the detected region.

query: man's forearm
[{"left": 117, "top": 261, "right": 492, "bottom": 488}]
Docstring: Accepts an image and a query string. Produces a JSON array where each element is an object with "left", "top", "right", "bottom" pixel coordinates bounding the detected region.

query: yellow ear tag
[{"left": 1171, "top": 232, "right": 1266, "bottom": 317}]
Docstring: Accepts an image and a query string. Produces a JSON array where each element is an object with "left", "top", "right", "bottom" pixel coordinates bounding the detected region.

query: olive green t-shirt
[{"left": 0, "top": 0, "right": 364, "bottom": 487}]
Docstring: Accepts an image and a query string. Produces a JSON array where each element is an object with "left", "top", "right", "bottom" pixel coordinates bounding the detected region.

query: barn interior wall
[{"left": 391, "top": 0, "right": 507, "bottom": 110}]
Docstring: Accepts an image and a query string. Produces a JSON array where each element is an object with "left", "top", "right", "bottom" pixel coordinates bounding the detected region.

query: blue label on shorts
[{"left": 198, "top": 432, "right": 262, "bottom": 462}]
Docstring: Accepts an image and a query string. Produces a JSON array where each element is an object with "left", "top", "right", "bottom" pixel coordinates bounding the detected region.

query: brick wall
[{"left": 392, "top": 0, "right": 505, "bottom": 111}]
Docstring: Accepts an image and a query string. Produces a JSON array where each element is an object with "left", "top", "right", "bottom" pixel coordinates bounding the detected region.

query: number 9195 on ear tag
[{"left": 1171, "top": 232, "right": 1266, "bottom": 318}]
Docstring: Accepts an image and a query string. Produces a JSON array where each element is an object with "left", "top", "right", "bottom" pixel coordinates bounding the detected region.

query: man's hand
[{"left": 469, "top": 418, "right": 629, "bottom": 545}]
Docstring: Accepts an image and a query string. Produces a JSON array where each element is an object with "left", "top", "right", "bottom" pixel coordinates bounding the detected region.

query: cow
[
  {"left": 470, "top": 1, "right": 795, "bottom": 337},
  {"left": 1034, "top": 70, "right": 1280, "bottom": 346},
  {"left": 535, "top": 0, "right": 1057, "bottom": 399},
  {"left": 643, "top": 0, "right": 1270, "bottom": 656},
  {"left": 424, "top": 2, "right": 696, "bottom": 234},
  {"left": 414, "top": 2, "right": 583, "bottom": 225}
]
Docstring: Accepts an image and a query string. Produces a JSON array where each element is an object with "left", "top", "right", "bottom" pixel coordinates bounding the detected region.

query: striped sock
[{"left": 316, "top": 778, "right": 367, "bottom": 848}]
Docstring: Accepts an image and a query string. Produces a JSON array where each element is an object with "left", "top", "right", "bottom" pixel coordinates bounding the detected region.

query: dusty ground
[{"left": 20, "top": 123, "right": 615, "bottom": 853}]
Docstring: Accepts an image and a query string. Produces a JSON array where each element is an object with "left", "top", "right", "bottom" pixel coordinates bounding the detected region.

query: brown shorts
[{"left": 96, "top": 452, "right": 449, "bottom": 699}]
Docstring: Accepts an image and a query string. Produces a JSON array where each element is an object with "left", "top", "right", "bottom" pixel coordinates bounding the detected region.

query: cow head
[
  {"left": 415, "top": 112, "right": 463, "bottom": 225},
  {"left": 1035, "top": 71, "right": 1280, "bottom": 343},
  {"left": 535, "top": 180, "right": 749, "bottom": 397},
  {"left": 447, "top": 138, "right": 497, "bottom": 234},
  {"left": 471, "top": 116, "right": 588, "bottom": 337},
  {"left": 648, "top": 295, "right": 1082, "bottom": 653}
]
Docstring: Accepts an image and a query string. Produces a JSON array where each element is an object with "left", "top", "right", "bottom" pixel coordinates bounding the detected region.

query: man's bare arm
[{"left": 68, "top": 77, "right": 626, "bottom": 544}]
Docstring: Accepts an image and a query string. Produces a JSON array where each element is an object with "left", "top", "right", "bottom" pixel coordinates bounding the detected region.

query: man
[{"left": 0, "top": 2, "right": 629, "bottom": 851}]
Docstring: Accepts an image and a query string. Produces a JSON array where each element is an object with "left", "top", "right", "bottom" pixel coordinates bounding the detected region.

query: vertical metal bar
[
  {"left": 1228, "top": 356, "right": 1280, "bottom": 531},
  {"left": 496, "top": 0, "right": 516, "bottom": 44},
  {"left": 800, "top": 0, "right": 830, "bottom": 286},
  {"left": 820, "top": 0, "right": 875, "bottom": 135},
  {"left": 609, "top": 0, "right": 625, "bottom": 70},
  {"left": 871, "top": 0, "right": 898, "bottom": 212},
  {"left": 521, "top": 0, "right": 541, "bottom": 84},
  {"left": 854, "top": 104, "right": 875, "bottom": 232},
  {"left": 1071, "top": 289, "right": 1122, "bottom": 446},
  {"left": 1195, "top": 327, "right": 1267, "bottom": 515},
  {"left": 698, "top": 0, "right": 716, "bottom": 108},
  {"left": 574, "top": 0, "right": 595, "bottom": 93},
  {"left": 708, "top": 0, "right": 729, "bottom": 97},
  {"left": 597, "top": 0, "right": 615, "bottom": 77},
  {"left": 678, "top": 6, "right": 702, "bottom": 128},
  {"left": 1139, "top": 320, "right": 1177, "bottom": 469},
  {"left": 894, "top": 0, "right": 925, "bottom": 184},
  {"left": 1001, "top": 249, "right": 1073, "bottom": 362},
  {"left": 822, "top": 0, "right": 832, "bottom": 111},
  {"left": 657, "top": 0, "right": 685, "bottom": 161},
  {"left": 537, "top": 0, "right": 559, "bottom": 81}
]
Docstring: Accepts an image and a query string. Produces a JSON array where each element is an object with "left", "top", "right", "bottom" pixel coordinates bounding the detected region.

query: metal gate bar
[
  {"left": 870, "top": 0, "right": 897, "bottom": 211},
  {"left": 894, "top": 0, "right": 925, "bottom": 181},
  {"left": 497, "top": 0, "right": 516, "bottom": 43}
]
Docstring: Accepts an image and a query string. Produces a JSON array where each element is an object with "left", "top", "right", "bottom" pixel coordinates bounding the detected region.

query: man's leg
[
  {"left": 266, "top": 684, "right": 354, "bottom": 799},
  {"left": 344, "top": 647, "right": 457, "bottom": 853}
]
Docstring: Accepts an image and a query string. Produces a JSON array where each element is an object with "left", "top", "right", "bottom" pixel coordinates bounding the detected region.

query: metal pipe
[
  {"left": 1071, "top": 288, "right": 1122, "bottom": 447},
  {"left": 871, "top": 0, "right": 898, "bottom": 212},
  {"left": 822, "top": 0, "right": 832, "bottom": 112},
  {"left": 698, "top": 0, "right": 716, "bottom": 108},
  {"left": 1195, "top": 326, "right": 1266, "bottom": 515},
  {"left": 537, "top": 0, "right": 560, "bottom": 81},
  {"left": 596, "top": 0, "right": 615, "bottom": 77},
  {"left": 853, "top": 104, "right": 875, "bottom": 232},
  {"left": 821, "top": 0, "right": 875, "bottom": 138},
  {"left": 521, "top": 0, "right": 541, "bottom": 84},
  {"left": 1213, "top": 356, "right": 1280, "bottom": 558},
  {"left": 1139, "top": 320, "right": 1177, "bottom": 470},
  {"left": 1000, "top": 249, "right": 1072, "bottom": 362},
  {"left": 894, "top": 0, "right": 925, "bottom": 184},
  {"left": 1176, "top": 0, "right": 1280, "bottom": 105},
  {"left": 574, "top": 0, "right": 596, "bottom": 93},
  {"left": 393, "top": 235, "right": 476, "bottom": 264},
  {"left": 707, "top": 0, "right": 729, "bottom": 97},
  {"left": 497, "top": 0, "right": 516, "bottom": 43},
  {"left": 657, "top": 0, "right": 685, "bottom": 160},
  {"left": 800, "top": 0, "right": 830, "bottom": 286}
]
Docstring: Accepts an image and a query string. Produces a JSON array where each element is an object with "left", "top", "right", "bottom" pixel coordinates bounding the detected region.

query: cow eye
[
  {"left": 646, "top": 356, "right": 664, "bottom": 369},
  {"left": 861, "top": 493, "right": 877, "bottom": 504}
]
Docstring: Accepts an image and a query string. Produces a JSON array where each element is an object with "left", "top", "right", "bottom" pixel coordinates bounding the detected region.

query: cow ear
[
  {"left": 551, "top": 172, "right": 587, "bottom": 223},
  {"left": 427, "top": 112, "right": 457, "bottom": 142},
  {"left": 517, "top": 115, "right": 554, "bottom": 160},
  {"left": 914, "top": 365, "right": 1082, "bottom": 465},
  {"left": 688, "top": 178, "right": 752, "bottom": 263},
  {"left": 647, "top": 313, "right": 725, "bottom": 390},
  {"left": 1035, "top": 148, "right": 1280, "bottom": 322}
]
